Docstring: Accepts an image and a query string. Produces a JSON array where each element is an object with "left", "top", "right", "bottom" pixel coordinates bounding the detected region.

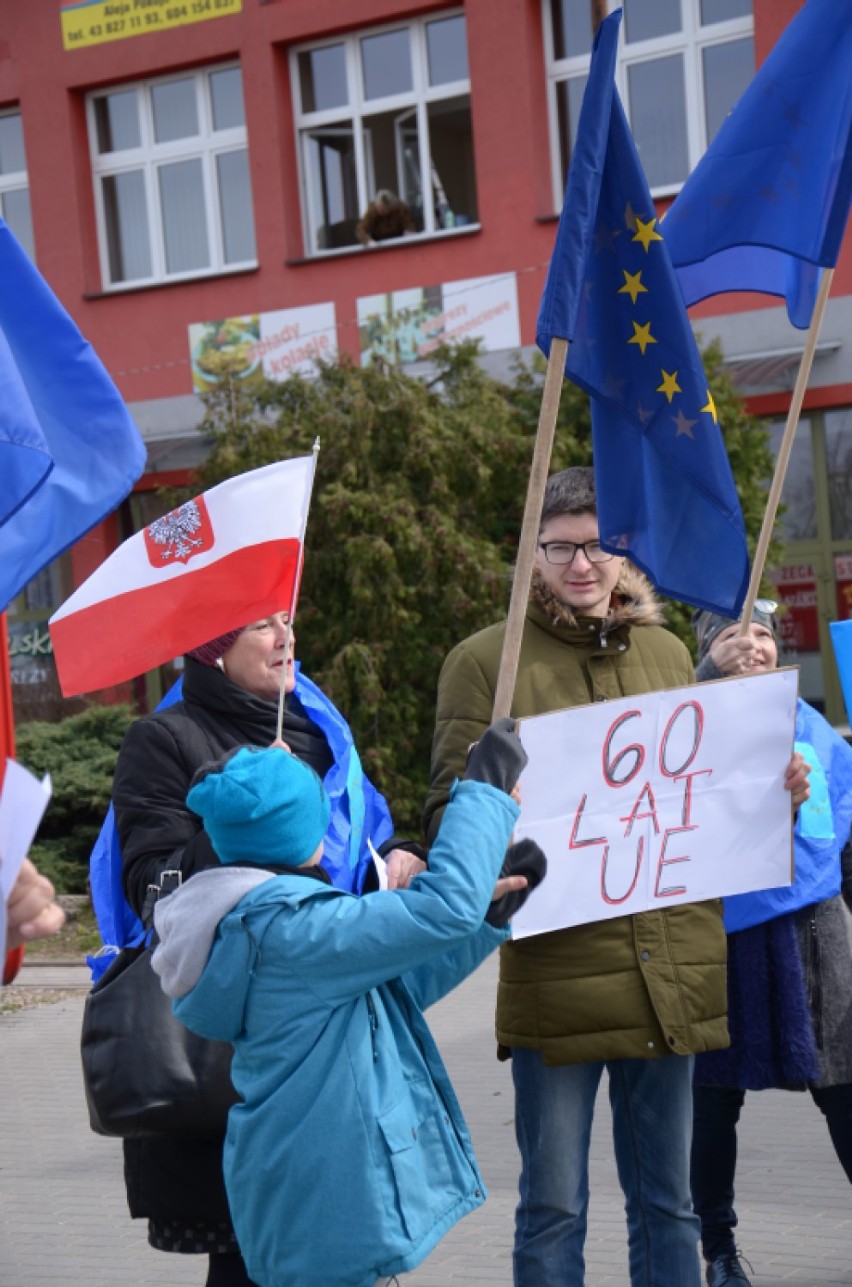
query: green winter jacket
[{"left": 424, "top": 568, "right": 730, "bottom": 1066}]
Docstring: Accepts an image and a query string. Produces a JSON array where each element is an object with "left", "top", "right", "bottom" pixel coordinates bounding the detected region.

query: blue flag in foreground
[
  {"left": 537, "top": 9, "right": 748, "bottom": 616},
  {"left": 0, "top": 219, "right": 146, "bottom": 612},
  {"left": 663, "top": 0, "right": 852, "bottom": 329}
]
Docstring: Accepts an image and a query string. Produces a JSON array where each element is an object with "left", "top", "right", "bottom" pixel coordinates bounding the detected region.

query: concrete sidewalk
[{"left": 1, "top": 956, "right": 850, "bottom": 1285}]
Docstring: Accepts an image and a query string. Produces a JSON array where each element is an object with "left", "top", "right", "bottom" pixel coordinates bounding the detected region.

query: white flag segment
[{"left": 49, "top": 456, "right": 315, "bottom": 697}]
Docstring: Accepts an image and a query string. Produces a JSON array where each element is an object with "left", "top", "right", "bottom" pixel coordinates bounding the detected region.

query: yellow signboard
[{"left": 61, "top": 0, "right": 242, "bottom": 51}]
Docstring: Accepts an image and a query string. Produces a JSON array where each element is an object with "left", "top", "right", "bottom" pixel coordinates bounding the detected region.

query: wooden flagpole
[
  {"left": 492, "top": 338, "right": 569, "bottom": 720},
  {"left": 738, "top": 267, "right": 834, "bottom": 634}
]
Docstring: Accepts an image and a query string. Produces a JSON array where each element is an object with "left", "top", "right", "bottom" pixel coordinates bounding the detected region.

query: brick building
[{"left": 2, "top": 0, "right": 850, "bottom": 721}]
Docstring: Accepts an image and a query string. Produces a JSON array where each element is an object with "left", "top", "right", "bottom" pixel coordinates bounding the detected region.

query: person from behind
[
  {"left": 356, "top": 189, "right": 415, "bottom": 247},
  {"left": 689, "top": 604, "right": 852, "bottom": 1287},
  {"left": 152, "top": 719, "right": 545, "bottom": 1287}
]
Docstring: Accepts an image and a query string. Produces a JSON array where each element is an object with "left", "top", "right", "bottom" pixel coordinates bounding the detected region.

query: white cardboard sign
[{"left": 511, "top": 669, "right": 797, "bottom": 939}]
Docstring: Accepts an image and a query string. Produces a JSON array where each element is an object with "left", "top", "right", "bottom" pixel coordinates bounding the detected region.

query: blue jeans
[{"left": 512, "top": 1049, "right": 701, "bottom": 1287}]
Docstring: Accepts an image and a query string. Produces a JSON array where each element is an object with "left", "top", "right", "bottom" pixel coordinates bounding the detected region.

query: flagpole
[
  {"left": 738, "top": 267, "right": 834, "bottom": 635},
  {"left": 277, "top": 439, "right": 321, "bottom": 742},
  {"left": 493, "top": 338, "right": 569, "bottom": 720}
]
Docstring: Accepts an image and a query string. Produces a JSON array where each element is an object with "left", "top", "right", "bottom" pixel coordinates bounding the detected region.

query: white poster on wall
[
  {"left": 357, "top": 273, "right": 520, "bottom": 366},
  {"left": 511, "top": 668, "right": 798, "bottom": 939}
]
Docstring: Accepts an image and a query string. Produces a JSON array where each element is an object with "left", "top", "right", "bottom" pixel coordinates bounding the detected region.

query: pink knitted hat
[{"left": 186, "top": 628, "right": 244, "bottom": 668}]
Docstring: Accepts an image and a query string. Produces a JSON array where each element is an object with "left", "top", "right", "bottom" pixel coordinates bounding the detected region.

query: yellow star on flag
[
  {"left": 618, "top": 269, "right": 648, "bottom": 304},
  {"left": 632, "top": 216, "right": 664, "bottom": 253},
  {"left": 701, "top": 390, "right": 718, "bottom": 422},
  {"left": 627, "top": 320, "right": 657, "bottom": 356},
  {"left": 657, "top": 369, "right": 681, "bottom": 403}
]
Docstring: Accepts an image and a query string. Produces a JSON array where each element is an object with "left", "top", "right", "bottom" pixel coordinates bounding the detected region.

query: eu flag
[
  {"left": 537, "top": 9, "right": 748, "bottom": 617},
  {"left": 663, "top": 0, "right": 852, "bottom": 329},
  {"left": 0, "top": 219, "right": 146, "bottom": 612}
]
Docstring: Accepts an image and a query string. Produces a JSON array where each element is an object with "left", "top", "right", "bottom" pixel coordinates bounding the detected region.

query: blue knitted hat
[{"left": 187, "top": 746, "right": 330, "bottom": 868}]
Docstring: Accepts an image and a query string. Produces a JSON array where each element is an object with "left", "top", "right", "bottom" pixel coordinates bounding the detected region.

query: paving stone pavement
[{"left": 2, "top": 955, "right": 851, "bottom": 1286}]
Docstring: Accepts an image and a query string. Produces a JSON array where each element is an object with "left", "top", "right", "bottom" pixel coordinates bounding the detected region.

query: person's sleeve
[
  {"left": 112, "top": 719, "right": 218, "bottom": 915},
  {"left": 355, "top": 205, "right": 374, "bottom": 245},
  {"left": 422, "top": 642, "right": 496, "bottom": 845},
  {"left": 402, "top": 921, "right": 508, "bottom": 1012},
  {"left": 695, "top": 654, "right": 725, "bottom": 683},
  {"left": 270, "top": 779, "right": 518, "bottom": 1006}
]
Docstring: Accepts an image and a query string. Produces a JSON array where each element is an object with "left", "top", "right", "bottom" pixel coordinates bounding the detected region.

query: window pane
[
  {"left": 216, "top": 149, "right": 256, "bottom": 263},
  {"left": 627, "top": 56, "right": 688, "bottom": 187},
  {"left": 305, "top": 128, "right": 359, "bottom": 250},
  {"left": 624, "top": 0, "right": 682, "bottom": 43},
  {"left": 2, "top": 187, "right": 34, "bottom": 260},
  {"left": 701, "top": 0, "right": 752, "bottom": 23},
  {"left": 152, "top": 78, "right": 199, "bottom": 144},
  {"left": 703, "top": 36, "right": 753, "bottom": 142},
  {"left": 94, "top": 91, "right": 140, "bottom": 153},
  {"left": 362, "top": 108, "right": 423, "bottom": 229},
  {"left": 158, "top": 158, "right": 209, "bottom": 273},
  {"left": 550, "top": 0, "right": 594, "bottom": 59},
  {"left": 555, "top": 76, "right": 587, "bottom": 192},
  {"left": 427, "top": 95, "right": 477, "bottom": 226},
  {"left": 767, "top": 418, "right": 816, "bottom": 539},
  {"left": 426, "top": 16, "right": 469, "bottom": 85},
  {"left": 298, "top": 45, "right": 348, "bottom": 113},
  {"left": 102, "top": 171, "right": 152, "bottom": 281},
  {"left": 361, "top": 29, "right": 412, "bottom": 100},
  {"left": 0, "top": 113, "right": 26, "bottom": 175},
  {"left": 210, "top": 67, "right": 245, "bottom": 131},
  {"left": 826, "top": 408, "right": 852, "bottom": 540}
]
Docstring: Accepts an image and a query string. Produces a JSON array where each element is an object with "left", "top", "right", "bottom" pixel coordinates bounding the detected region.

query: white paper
[
  {"left": 511, "top": 668, "right": 797, "bottom": 939},
  {"left": 0, "top": 759, "right": 52, "bottom": 965},
  {"left": 368, "top": 837, "right": 389, "bottom": 891}
]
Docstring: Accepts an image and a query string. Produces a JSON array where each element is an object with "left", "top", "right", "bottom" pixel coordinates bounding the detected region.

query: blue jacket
[
  {"left": 723, "top": 698, "right": 852, "bottom": 932},
  {"left": 152, "top": 779, "right": 518, "bottom": 1287},
  {"left": 88, "top": 664, "right": 393, "bottom": 977}
]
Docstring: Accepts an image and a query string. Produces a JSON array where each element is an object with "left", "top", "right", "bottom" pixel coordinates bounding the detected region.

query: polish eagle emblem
[{"left": 144, "top": 496, "right": 214, "bottom": 566}]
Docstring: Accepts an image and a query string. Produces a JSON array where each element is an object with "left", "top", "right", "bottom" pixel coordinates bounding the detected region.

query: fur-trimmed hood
[{"left": 529, "top": 562, "right": 666, "bottom": 633}]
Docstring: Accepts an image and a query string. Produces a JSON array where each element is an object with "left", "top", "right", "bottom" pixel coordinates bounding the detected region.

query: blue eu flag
[
  {"left": 538, "top": 9, "right": 748, "bottom": 617},
  {"left": 0, "top": 219, "right": 145, "bottom": 612},
  {"left": 663, "top": 0, "right": 852, "bottom": 329}
]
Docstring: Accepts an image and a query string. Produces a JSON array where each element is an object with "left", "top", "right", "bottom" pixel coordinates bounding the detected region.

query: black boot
[{"left": 705, "top": 1250, "right": 752, "bottom": 1287}]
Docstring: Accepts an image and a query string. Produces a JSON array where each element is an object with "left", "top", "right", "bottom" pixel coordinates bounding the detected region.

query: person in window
[
  {"left": 690, "top": 604, "right": 852, "bottom": 1287},
  {"left": 356, "top": 189, "right": 415, "bottom": 247},
  {"left": 111, "top": 612, "right": 426, "bottom": 1287}
]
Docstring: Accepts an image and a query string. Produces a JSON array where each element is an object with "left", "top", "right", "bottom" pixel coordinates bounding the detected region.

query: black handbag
[{"left": 80, "top": 871, "right": 238, "bottom": 1138}]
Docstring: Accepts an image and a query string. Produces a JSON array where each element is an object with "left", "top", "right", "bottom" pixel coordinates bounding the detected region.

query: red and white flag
[{"left": 49, "top": 455, "right": 316, "bottom": 697}]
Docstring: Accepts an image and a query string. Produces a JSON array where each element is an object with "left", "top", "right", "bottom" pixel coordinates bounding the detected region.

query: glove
[
  {"left": 485, "top": 838, "right": 547, "bottom": 928},
  {"left": 463, "top": 717, "right": 528, "bottom": 795}
]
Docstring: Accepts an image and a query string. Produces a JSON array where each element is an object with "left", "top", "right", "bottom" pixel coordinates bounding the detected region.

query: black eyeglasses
[{"left": 538, "top": 540, "right": 615, "bottom": 566}]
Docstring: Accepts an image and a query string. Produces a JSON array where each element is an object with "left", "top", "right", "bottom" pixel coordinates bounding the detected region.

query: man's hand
[
  {"left": 784, "top": 750, "right": 810, "bottom": 811},
  {"left": 6, "top": 858, "right": 66, "bottom": 950},
  {"left": 385, "top": 848, "right": 428, "bottom": 890}
]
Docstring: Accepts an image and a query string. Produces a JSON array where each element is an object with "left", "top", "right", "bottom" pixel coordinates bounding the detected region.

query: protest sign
[
  {"left": 0, "top": 759, "right": 52, "bottom": 963},
  {"left": 511, "top": 669, "right": 797, "bottom": 939}
]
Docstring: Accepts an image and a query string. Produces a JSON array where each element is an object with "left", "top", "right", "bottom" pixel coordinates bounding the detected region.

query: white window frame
[
  {"left": 87, "top": 63, "right": 256, "bottom": 291},
  {"left": 291, "top": 10, "right": 476, "bottom": 257},
  {"left": 543, "top": 0, "right": 754, "bottom": 208},
  {"left": 0, "top": 107, "right": 35, "bottom": 259}
]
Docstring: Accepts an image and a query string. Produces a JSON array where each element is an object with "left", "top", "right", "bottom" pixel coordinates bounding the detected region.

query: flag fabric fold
[
  {"left": 663, "top": 0, "right": 852, "bottom": 329},
  {"left": 49, "top": 456, "right": 316, "bottom": 696},
  {"left": 537, "top": 8, "right": 749, "bottom": 617},
  {"left": 0, "top": 218, "right": 146, "bottom": 612}
]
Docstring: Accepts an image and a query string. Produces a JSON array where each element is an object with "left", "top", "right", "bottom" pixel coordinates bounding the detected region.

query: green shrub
[{"left": 15, "top": 704, "right": 134, "bottom": 893}]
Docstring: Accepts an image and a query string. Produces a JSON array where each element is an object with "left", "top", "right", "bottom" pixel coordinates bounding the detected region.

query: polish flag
[{"left": 49, "top": 455, "right": 316, "bottom": 697}]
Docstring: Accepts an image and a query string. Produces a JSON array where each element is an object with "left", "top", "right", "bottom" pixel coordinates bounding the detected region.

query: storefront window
[
  {"left": 767, "top": 418, "right": 816, "bottom": 540},
  {"left": 826, "top": 408, "right": 852, "bottom": 540}
]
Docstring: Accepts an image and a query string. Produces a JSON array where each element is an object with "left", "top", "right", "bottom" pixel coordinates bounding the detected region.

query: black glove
[
  {"left": 463, "top": 717, "right": 528, "bottom": 795},
  {"left": 485, "top": 838, "right": 547, "bottom": 928}
]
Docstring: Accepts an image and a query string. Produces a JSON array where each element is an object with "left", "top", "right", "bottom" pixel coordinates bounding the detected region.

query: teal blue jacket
[{"left": 154, "top": 779, "right": 518, "bottom": 1287}]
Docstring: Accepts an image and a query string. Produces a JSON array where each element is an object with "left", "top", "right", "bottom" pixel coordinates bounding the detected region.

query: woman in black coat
[{"left": 112, "top": 613, "right": 423, "bottom": 1287}]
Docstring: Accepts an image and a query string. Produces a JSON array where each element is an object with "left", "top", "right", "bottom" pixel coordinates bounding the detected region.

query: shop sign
[
  {"left": 61, "top": 0, "right": 241, "bottom": 51},
  {"left": 188, "top": 303, "right": 338, "bottom": 394},
  {"left": 357, "top": 273, "right": 520, "bottom": 367},
  {"left": 771, "top": 562, "right": 819, "bottom": 652}
]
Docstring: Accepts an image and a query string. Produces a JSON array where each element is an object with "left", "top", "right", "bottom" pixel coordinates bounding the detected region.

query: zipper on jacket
[{"left": 366, "top": 992, "right": 379, "bottom": 1061}]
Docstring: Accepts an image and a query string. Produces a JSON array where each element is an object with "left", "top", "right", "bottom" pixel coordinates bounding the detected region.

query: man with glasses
[{"left": 424, "top": 466, "right": 808, "bottom": 1287}]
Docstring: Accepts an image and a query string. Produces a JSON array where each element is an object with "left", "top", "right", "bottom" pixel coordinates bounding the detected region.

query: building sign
[
  {"left": 771, "top": 562, "right": 820, "bottom": 653},
  {"left": 835, "top": 553, "right": 852, "bottom": 621},
  {"left": 188, "top": 304, "right": 338, "bottom": 394},
  {"left": 8, "top": 619, "right": 54, "bottom": 689},
  {"left": 61, "top": 0, "right": 242, "bottom": 51},
  {"left": 357, "top": 273, "right": 520, "bottom": 367},
  {"left": 511, "top": 669, "right": 797, "bottom": 938}
]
